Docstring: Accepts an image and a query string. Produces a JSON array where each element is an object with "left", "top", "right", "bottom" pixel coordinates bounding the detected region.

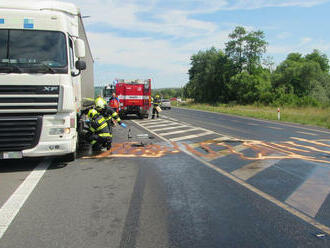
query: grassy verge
[{"left": 173, "top": 102, "right": 330, "bottom": 129}]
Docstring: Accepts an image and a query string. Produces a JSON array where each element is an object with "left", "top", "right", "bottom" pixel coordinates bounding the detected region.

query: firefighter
[
  {"left": 109, "top": 92, "right": 120, "bottom": 113},
  {"left": 86, "top": 108, "right": 112, "bottom": 151},
  {"left": 95, "top": 97, "right": 127, "bottom": 129},
  {"left": 152, "top": 94, "right": 161, "bottom": 119}
]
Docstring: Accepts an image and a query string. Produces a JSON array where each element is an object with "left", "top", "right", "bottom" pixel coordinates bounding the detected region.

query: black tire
[{"left": 58, "top": 152, "right": 76, "bottom": 163}]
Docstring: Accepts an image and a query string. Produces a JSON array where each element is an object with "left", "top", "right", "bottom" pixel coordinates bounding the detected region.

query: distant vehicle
[
  {"left": 177, "top": 98, "right": 182, "bottom": 102},
  {"left": 0, "top": 1, "right": 94, "bottom": 162},
  {"left": 161, "top": 99, "right": 171, "bottom": 110},
  {"left": 115, "top": 79, "right": 151, "bottom": 118},
  {"left": 102, "top": 84, "right": 115, "bottom": 103},
  {"left": 170, "top": 97, "right": 177, "bottom": 101}
]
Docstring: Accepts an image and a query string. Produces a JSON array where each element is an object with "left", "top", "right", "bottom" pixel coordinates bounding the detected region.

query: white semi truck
[{"left": 0, "top": 1, "right": 94, "bottom": 161}]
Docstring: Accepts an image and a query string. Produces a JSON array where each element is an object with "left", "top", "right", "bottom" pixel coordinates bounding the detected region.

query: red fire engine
[{"left": 115, "top": 79, "right": 151, "bottom": 118}]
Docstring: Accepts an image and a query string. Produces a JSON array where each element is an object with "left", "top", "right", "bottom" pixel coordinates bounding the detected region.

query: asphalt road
[{"left": 0, "top": 107, "right": 330, "bottom": 247}]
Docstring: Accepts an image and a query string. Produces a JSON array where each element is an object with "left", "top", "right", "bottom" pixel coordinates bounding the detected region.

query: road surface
[{"left": 0, "top": 107, "right": 330, "bottom": 247}]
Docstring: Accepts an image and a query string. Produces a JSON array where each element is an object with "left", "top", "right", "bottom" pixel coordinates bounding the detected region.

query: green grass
[{"left": 174, "top": 102, "right": 330, "bottom": 129}]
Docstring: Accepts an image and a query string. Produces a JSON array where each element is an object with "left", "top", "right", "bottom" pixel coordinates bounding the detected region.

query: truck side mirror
[
  {"left": 72, "top": 60, "right": 86, "bottom": 77},
  {"left": 75, "top": 60, "right": 86, "bottom": 70},
  {"left": 74, "top": 39, "right": 85, "bottom": 58}
]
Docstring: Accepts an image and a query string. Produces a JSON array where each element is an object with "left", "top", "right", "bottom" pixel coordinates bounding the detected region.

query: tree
[
  {"left": 263, "top": 56, "right": 275, "bottom": 72},
  {"left": 305, "top": 49, "right": 329, "bottom": 73},
  {"left": 244, "top": 30, "right": 267, "bottom": 74},
  {"left": 225, "top": 26, "right": 247, "bottom": 73},
  {"left": 225, "top": 26, "right": 267, "bottom": 74},
  {"left": 272, "top": 51, "right": 330, "bottom": 104},
  {"left": 186, "top": 47, "right": 235, "bottom": 103}
]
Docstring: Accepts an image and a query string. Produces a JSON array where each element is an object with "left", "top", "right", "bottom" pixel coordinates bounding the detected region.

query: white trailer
[{"left": 0, "top": 1, "right": 94, "bottom": 161}]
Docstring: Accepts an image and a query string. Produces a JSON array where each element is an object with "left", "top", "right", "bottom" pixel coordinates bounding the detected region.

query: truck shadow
[
  {"left": 0, "top": 157, "right": 72, "bottom": 172},
  {"left": 0, "top": 158, "right": 46, "bottom": 173},
  {"left": 120, "top": 114, "right": 149, "bottom": 120}
]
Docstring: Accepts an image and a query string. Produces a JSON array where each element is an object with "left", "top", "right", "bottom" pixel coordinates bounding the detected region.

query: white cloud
[
  {"left": 224, "top": 0, "right": 329, "bottom": 10},
  {"left": 88, "top": 32, "right": 189, "bottom": 73}
]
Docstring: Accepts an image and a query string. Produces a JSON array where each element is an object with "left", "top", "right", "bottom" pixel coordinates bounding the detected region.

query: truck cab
[{"left": 0, "top": 1, "right": 94, "bottom": 161}]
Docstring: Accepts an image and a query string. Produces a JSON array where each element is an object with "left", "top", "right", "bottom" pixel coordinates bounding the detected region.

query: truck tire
[{"left": 62, "top": 152, "right": 76, "bottom": 162}]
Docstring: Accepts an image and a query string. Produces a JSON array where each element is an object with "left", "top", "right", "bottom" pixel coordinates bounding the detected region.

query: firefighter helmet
[
  {"left": 155, "top": 95, "right": 160, "bottom": 98},
  {"left": 95, "top": 97, "right": 107, "bottom": 109},
  {"left": 87, "top": 108, "right": 99, "bottom": 119}
]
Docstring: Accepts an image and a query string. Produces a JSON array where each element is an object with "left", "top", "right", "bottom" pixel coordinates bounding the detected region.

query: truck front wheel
[{"left": 61, "top": 152, "right": 76, "bottom": 162}]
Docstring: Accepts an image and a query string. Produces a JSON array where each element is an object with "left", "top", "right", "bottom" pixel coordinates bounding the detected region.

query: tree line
[
  {"left": 184, "top": 26, "right": 330, "bottom": 107},
  {"left": 152, "top": 88, "right": 183, "bottom": 99}
]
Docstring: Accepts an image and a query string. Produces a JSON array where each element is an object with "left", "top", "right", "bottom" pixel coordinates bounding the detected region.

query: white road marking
[
  {"left": 286, "top": 167, "right": 330, "bottom": 217},
  {"left": 138, "top": 119, "right": 164, "bottom": 124},
  {"left": 0, "top": 160, "right": 50, "bottom": 240},
  {"left": 231, "top": 158, "right": 281, "bottom": 180},
  {"left": 146, "top": 123, "right": 180, "bottom": 129},
  {"left": 170, "top": 131, "right": 214, "bottom": 142},
  {"left": 141, "top": 120, "right": 173, "bottom": 127},
  {"left": 205, "top": 144, "right": 248, "bottom": 162},
  {"left": 267, "top": 126, "right": 283, "bottom": 130},
  {"left": 152, "top": 125, "right": 189, "bottom": 132},
  {"left": 132, "top": 119, "right": 330, "bottom": 235},
  {"left": 213, "top": 136, "right": 240, "bottom": 142},
  {"left": 247, "top": 123, "right": 259, "bottom": 126},
  {"left": 296, "top": 131, "right": 318, "bottom": 136},
  {"left": 159, "top": 128, "right": 200, "bottom": 136},
  {"left": 161, "top": 115, "right": 178, "bottom": 121}
]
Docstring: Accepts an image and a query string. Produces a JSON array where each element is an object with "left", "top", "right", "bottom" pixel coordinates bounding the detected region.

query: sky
[{"left": 27, "top": 0, "right": 330, "bottom": 88}]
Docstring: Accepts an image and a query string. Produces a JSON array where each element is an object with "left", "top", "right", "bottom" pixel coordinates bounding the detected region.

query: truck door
[{"left": 69, "top": 37, "right": 80, "bottom": 111}]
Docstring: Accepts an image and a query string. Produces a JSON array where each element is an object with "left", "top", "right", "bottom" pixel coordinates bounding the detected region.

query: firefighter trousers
[{"left": 152, "top": 106, "right": 159, "bottom": 119}]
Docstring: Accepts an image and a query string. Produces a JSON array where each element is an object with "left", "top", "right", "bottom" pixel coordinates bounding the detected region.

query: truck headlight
[
  {"left": 49, "top": 128, "right": 71, "bottom": 135},
  {"left": 49, "top": 128, "right": 65, "bottom": 135}
]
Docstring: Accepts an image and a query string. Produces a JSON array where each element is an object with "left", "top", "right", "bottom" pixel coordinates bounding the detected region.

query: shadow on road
[
  {"left": 0, "top": 157, "right": 71, "bottom": 172},
  {"left": 0, "top": 158, "right": 45, "bottom": 173}
]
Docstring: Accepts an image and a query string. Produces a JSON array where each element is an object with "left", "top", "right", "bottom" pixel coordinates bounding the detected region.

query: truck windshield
[{"left": 0, "top": 29, "right": 67, "bottom": 74}]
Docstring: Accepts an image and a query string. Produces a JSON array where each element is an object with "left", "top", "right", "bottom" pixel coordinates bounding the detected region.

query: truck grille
[
  {"left": 0, "top": 116, "right": 42, "bottom": 151},
  {"left": 0, "top": 85, "right": 59, "bottom": 114}
]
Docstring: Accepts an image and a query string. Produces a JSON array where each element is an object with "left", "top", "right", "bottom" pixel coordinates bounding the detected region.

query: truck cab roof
[{"left": 0, "top": 1, "right": 80, "bottom": 16}]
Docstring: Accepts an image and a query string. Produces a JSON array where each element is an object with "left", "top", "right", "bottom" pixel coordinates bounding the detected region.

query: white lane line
[
  {"left": 286, "top": 167, "right": 330, "bottom": 217},
  {"left": 159, "top": 128, "right": 201, "bottom": 136},
  {"left": 0, "top": 160, "right": 50, "bottom": 240},
  {"left": 296, "top": 131, "right": 318, "bottom": 136},
  {"left": 152, "top": 125, "right": 189, "bottom": 132},
  {"left": 161, "top": 115, "right": 178, "bottom": 121},
  {"left": 247, "top": 123, "right": 259, "bottom": 126},
  {"left": 170, "top": 131, "right": 214, "bottom": 142},
  {"left": 142, "top": 120, "right": 174, "bottom": 127},
  {"left": 138, "top": 119, "right": 165, "bottom": 124},
  {"left": 132, "top": 119, "right": 330, "bottom": 235},
  {"left": 267, "top": 126, "right": 283, "bottom": 130},
  {"left": 231, "top": 158, "right": 281, "bottom": 181},
  {"left": 146, "top": 123, "right": 179, "bottom": 129}
]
